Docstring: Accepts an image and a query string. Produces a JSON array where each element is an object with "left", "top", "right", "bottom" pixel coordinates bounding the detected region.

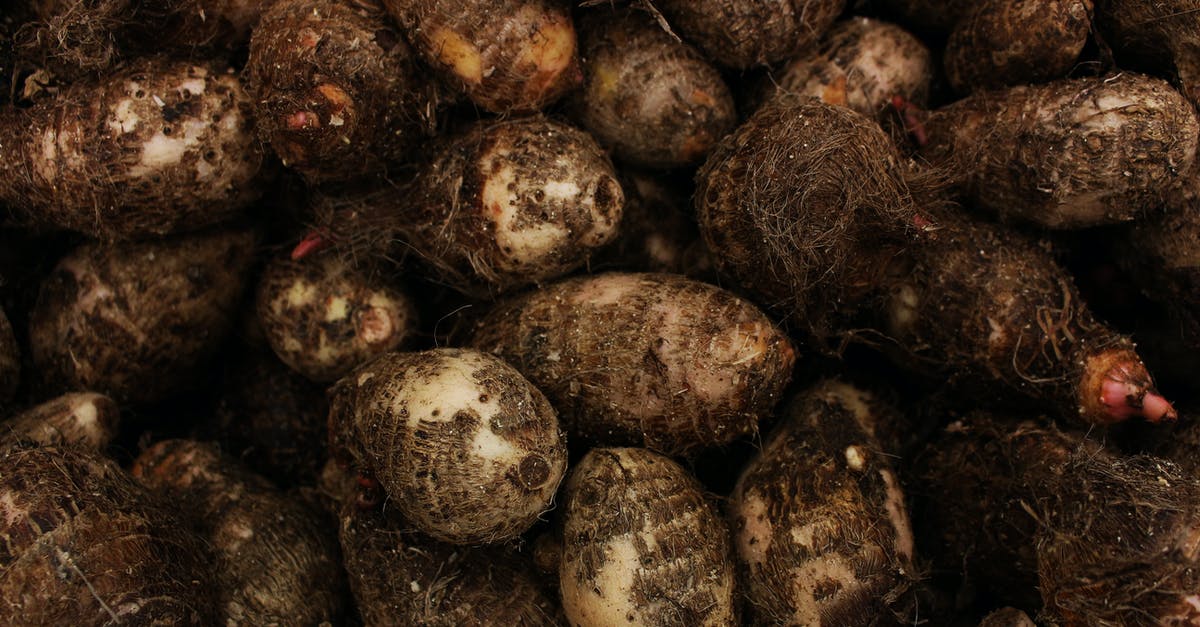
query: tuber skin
[
  {"left": 0, "top": 307, "right": 16, "bottom": 404},
  {"left": 255, "top": 252, "right": 417, "bottom": 383},
  {"left": 559, "top": 447, "right": 738, "bottom": 626},
  {"left": 0, "top": 56, "right": 266, "bottom": 240},
  {"left": 382, "top": 0, "right": 580, "bottom": 113},
  {"left": 921, "top": 73, "right": 1199, "bottom": 229},
  {"left": 767, "top": 17, "right": 934, "bottom": 119},
  {"left": 979, "top": 608, "right": 1037, "bottom": 627},
  {"left": 0, "top": 445, "right": 215, "bottom": 625},
  {"left": 469, "top": 272, "right": 795, "bottom": 455},
  {"left": 246, "top": 0, "right": 427, "bottom": 183},
  {"left": 880, "top": 208, "right": 1175, "bottom": 426},
  {"left": 1094, "top": 0, "right": 1200, "bottom": 108},
  {"left": 652, "top": 0, "right": 845, "bottom": 69},
  {"left": 328, "top": 348, "right": 567, "bottom": 545},
  {"left": 695, "top": 94, "right": 935, "bottom": 346},
  {"left": 206, "top": 348, "right": 330, "bottom": 487},
  {"left": 339, "top": 502, "right": 563, "bottom": 626},
  {"left": 570, "top": 7, "right": 736, "bottom": 169},
  {"left": 359, "top": 116, "right": 623, "bottom": 296},
  {"left": 1, "top": 392, "right": 119, "bottom": 451},
  {"left": 132, "top": 440, "right": 346, "bottom": 626},
  {"left": 29, "top": 227, "right": 256, "bottom": 406},
  {"left": 729, "top": 381, "right": 917, "bottom": 626},
  {"left": 919, "top": 414, "right": 1200, "bottom": 625},
  {"left": 944, "top": 0, "right": 1092, "bottom": 93}
]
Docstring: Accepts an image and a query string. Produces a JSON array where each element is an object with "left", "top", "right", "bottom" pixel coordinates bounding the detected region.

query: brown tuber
[
  {"left": 558, "top": 447, "right": 738, "bottom": 625},
  {"left": 329, "top": 348, "right": 567, "bottom": 545},
  {"left": 246, "top": 0, "right": 427, "bottom": 183},
  {"left": 652, "top": 0, "right": 846, "bottom": 69},
  {"left": 570, "top": 7, "right": 736, "bottom": 169},
  {"left": 1094, "top": 0, "right": 1200, "bottom": 108},
  {"left": 921, "top": 73, "right": 1199, "bottom": 229},
  {"left": 382, "top": 0, "right": 580, "bottom": 113},
  {"left": 0, "top": 445, "right": 214, "bottom": 625},
  {"left": 729, "top": 381, "right": 917, "bottom": 625},
  {"left": 132, "top": 439, "right": 346, "bottom": 626},
  {"left": 0, "top": 57, "right": 266, "bottom": 239},
  {"left": 339, "top": 502, "right": 563, "bottom": 626},
  {"left": 255, "top": 252, "right": 417, "bottom": 383},
  {"left": 29, "top": 227, "right": 257, "bottom": 406},
  {"left": 0, "top": 392, "right": 119, "bottom": 451},
  {"left": 470, "top": 272, "right": 795, "bottom": 455}
]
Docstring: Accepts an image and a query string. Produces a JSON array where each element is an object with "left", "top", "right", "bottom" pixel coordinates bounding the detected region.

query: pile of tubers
[{"left": 6, "top": 0, "right": 1200, "bottom": 625}]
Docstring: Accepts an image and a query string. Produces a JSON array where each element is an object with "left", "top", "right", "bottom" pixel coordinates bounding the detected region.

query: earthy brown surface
[
  {"left": 0, "top": 57, "right": 265, "bottom": 239},
  {"left": 328, "top": 348, "right": 567, "bottom": 545},
  {"left": 1094, "top": 0, "right": 1200, "bottom": 107},
  {"left": 470, "top": 272, "right": 794, "bottom": 455},
  {"left": 653, "top": 0, "right": 845, "bottom": 69},
  {"left": 0, "top": 392, "right": 119, "bottom": 451},
  {"left": 29, "top": 228, "right": 256, "bottom": 406},
  {"left": 559, "top": 447, "right": 737, "bottom": 625}
]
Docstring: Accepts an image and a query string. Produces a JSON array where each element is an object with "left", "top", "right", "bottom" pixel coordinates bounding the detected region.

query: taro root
[
  {"left": 979, "top": 608, "right": 1037, "bottom": 627},
  {"left": 0, "top": 57, "right": 266, "bottom": 240},
  {"left": 0, "top": 391, "right": 119, "bottom": 451},
  {"left": 132, "top": 440, "right": 345, "bottom": 625},
  {"left": 921, "top": 73, "right": 1199, "bottom": 229},
  {"left": 944, "top": 0, "right": 1092, "bottom": 93},
  {"left": 1094, "top": 0, "right": 1200, "bottom": 107},
  {"left": 0, "top": 445, "right": 214, "bottom": 625},
  {"left": 592, "top": 171, "right": 715, "bottom": 278},
  {"left": 255, "top": 252, "right": 417, "bottom": 383},
  {"left": 652, "top": 0, "right": 845, "bottom": 69},
  {"left": 919, "top": 414, "right": 1200, "bottom": 625},
  {"left": 878, "top": 208, "right": 1175, "bottom": 425},
  {"left": 206, "top": 348, "right": 330, "bottom": 487},
  {"left": 0, "top": 307, "right": 16, "bottom": 403},
  {"left": 381, "top": 0, "right": 579, "bottom": 113},
  {"left": 570, "top": 7, "right": 736, "bottom": 169},
  {"left": 696, "top": 94, "right": 932, "bottom": 346},
  {"left": 558, "top": 447, "right": 737, "bottom": 626},
  {"left": 767, "top": 17, "right": 934, "bottom": 118},
  {"left": 339, "top": 503, "right": 563, "bottom": 626},
  {"left": 729, "top": 381, "right": 917, "bottom": 625},
  {"left": 328, "top": 348, "right": 567, "bottom": 545},
  {"left": 29, "top": 228, "right": 256, "bottom": 406},
  {"left": 470, "top": 272, "right": 795, "bottom": 455},
  {"left": 247, "top": 0, "right": 427, "bottom": 183},
  {"left": 360, "top": 117, "right": 623, "bottom": 296}
]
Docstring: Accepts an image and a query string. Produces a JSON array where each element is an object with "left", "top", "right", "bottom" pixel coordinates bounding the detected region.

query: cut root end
[
  {"left": 891, "top": 95, "right": 928, "bottom": 147},
  {"left": 1080, "top": 349, "right": 1177, "bottom": 424},
  {"left": 1099, "top": 374, "right": 1177, "bottom": 423}
]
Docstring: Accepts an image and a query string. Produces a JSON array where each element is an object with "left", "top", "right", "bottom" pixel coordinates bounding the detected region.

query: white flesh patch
[
  {"left": 569, "top": 275, "right": 640, "bottom": 306},
  {"left": 394, "top": 354, "right": 501, "bottom": 428},
  {"left": 563, "top": 533, "right": 643, "bottom": 625},
  {"left": 789, "top": 554, "right": 860, "bottom": 625},
  {"left": 481, "top": 162, "right": 570, "bottom": 270},
  {"left": 735, "top": 493, "right": 773, "bottom": 566},
  {"left": 881, "top": 469, "right": 915, "bottom": 561},
  {"left": 888, "top": 284, "right": 919, "bottom": 335}
]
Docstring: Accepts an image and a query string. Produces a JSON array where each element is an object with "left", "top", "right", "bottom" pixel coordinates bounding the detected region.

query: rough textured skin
[
  {"left": 878, "top": 0, "right": 972, "bottom": 33},
  {"left": 695, "top": 95, "right": 931, "bottom": 347},
  {"left": 922, "top": 73, "right": 1199, "bottom": 229},
  {"left": 979, "top": 607, "right": 1037, "bottom": 627},
  {"left": 1094, "top": 0, "right": 1200, "bottom": 107},
  {"left": 770, "top": 17, "right": 934, "bottom": 118},
  {"left": 470, "top": 272, "right": 795, "bottom": 455},
  {"left": 328, "top": 348, "right": 567, "bottom": 545},
  {"left": 1120, "top": 205, "right": 1200, "bottom": 350},
  {"left": 0, "top": 308, "right": 16, "bottom": 404},
  {"left": 559, "top": 447, "right": 737, "bottom": 626},
  {"left": 256, "top": 253, "right": 417, "bottom": 383},
  {"left": 247, "top": 0, "right": 426, "bottom": 183},
  {"left": 921, "top": 416, "right": 1200, "bottom": 626},
  {"left": 653, "top": 0, "right": 845, "bottom": 69},
  {"left": 730, "top": 382, "right": 916, "bottom": 626},
  {"left": 383, "top": 0, "right": 579, "bottom": 112},
  {"left": 132, "top": 440, "right": 345, "bottom": 626},
  {"left": 945, "top": 0, "right": 1092, "bottom": 93},
  {"left": 0, "top": 57, "right": 265, "bottom": 240},
  {"left": 592, "top": 171, "right": 715, "bottom": 279},
  {"left": 881, "top": 208, "right": 1167, "bottom": 425},
  {"left": 571, "top": 8, "right": 735, "bottom": 169},
  {"left": 396, "top": 117, "right": 623, "bottom": 296},
  {"left": 29, "top": 228, "right": 256, "bottom": 406},
  {"left": 0, "top": 392, "right": 119, "bottom": 451},
  {"left": 0, "top": 445, "right": 214, "bottom": 625},
  {"left": 339, "top": 504, "right": 563, "bottom": 626},
  {"left": 207, "top": 349, "right": 330, "bottom": 487}
]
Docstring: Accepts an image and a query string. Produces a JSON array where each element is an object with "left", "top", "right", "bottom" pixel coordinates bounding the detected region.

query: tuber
[{"left": 0, "top": 391, "right": 118, "bottom": 451}]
